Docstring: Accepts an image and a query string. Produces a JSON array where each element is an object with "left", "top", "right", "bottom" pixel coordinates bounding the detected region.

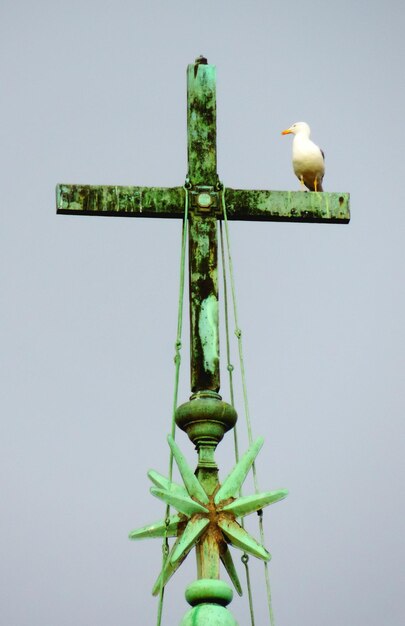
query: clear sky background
[{"left": 1, "top": 1, "right": 404, "bottom": 625}]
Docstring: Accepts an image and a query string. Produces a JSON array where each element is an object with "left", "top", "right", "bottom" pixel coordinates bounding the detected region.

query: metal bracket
[{"left": 190, "top": 186, "right": 222, "bottom": 216}]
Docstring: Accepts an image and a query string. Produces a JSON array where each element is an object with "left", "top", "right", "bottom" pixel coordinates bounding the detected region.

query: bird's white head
[{"left": 281, "top": 121, "right": 311, "bottom": 137}]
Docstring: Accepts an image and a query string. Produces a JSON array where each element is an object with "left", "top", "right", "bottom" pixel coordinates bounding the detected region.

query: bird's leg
[
  {"left": 299, "top": 175, "right": 306, "bottom": 191},
  {"left": 314, "top": 178, "right": 318, "bottom": 192}
]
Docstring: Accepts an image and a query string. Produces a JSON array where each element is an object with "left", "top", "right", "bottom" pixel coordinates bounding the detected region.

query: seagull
[{"left": 282, "top": 122, "right": 325, "bottom": 191}]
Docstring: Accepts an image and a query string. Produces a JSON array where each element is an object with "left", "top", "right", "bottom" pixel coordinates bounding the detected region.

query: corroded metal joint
[
  {"left": 175, "top": 391, "right": 237, "bottom": 449},
  {"left": 181, "top": 579, "right": 237, "bottom": 626},
  {"left": 189, "top": 185, "right": 221, "bottom": 216},
  {"left": 185, "top": 578, "right": 233, "bottom": 607}
]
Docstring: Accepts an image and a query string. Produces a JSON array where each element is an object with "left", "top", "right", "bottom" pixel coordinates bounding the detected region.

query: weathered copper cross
[
  {"left": 57, "top": 57, "right": 349, "bottom": 395},
  {"left": 57, "top": 58, "right": 350, "bottom": 622}
]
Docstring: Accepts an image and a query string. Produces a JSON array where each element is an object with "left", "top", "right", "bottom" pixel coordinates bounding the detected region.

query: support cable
[
  {"left": 220, "top": 207, "right": 256, "bottom": 626},
  {"left": 219, "top": 221, "right": 239, "bottom": 466},
  {"left": 156, "top": 183, "right": 189, "bottom": 626},
  {"left": 220, "top": 184, "right": 275, "bottom": 626}
]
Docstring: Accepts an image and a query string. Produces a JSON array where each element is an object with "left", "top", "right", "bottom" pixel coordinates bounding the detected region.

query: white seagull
[{"left": 282, "top": 121, "right": 325, "bottom": 192}]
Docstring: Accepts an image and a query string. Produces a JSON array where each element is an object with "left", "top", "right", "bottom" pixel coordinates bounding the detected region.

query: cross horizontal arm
[
  {"left": 56, "top": 184, "right": 349, "bottom": 223},
  {"left": 56, "top": 184, "right": 185, "bottom": 218},
  {"left": 225, "top": 188, "right": 350, "bottom": 223}
]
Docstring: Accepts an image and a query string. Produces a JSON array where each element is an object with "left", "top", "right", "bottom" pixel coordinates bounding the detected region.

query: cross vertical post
[
  {"left": 186, "top": 61, "right": 220, "bottom": 393},
  {"left": 176, "top": 58, "right": 238, "bottom": 595}
]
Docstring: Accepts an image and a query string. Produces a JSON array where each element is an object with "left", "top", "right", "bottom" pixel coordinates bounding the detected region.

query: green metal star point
[{"left": 129, "top": 434, "right": 288, "bottom": 596}]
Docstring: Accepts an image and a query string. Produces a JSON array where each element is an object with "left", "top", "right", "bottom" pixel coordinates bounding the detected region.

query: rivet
[{"left": 198, "top": 192, "right": 213, "bottom": 208}]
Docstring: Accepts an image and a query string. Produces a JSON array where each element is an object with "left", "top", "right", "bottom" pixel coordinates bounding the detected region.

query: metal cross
[
  {"left": 57, "top": 57, "right": 350, "bottom": 624},
  {"left": 57, "top": 57, "right": 349, "bottom": 394}
]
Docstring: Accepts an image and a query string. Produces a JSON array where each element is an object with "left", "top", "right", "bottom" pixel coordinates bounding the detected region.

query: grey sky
[{"left": 1, "top": 1, "right": 404, "bottom": 625}]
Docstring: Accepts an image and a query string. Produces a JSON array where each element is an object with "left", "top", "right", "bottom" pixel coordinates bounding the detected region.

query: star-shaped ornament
[{"left": 129, "top": 435, "right": 287, "bottom": 595}]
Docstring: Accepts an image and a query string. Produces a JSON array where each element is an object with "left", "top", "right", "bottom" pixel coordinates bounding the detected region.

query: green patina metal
[
  {"left": 187, "top": 62, "right": 219, "bottom": 395},
  {"left": 221, "top": 490, "right": 288, "bottom": 518},
  {"left": 181, "top": 591, "right": 238, "bottom": 626},
  {"left": 57, "top": 183, "right": 349, "bottom": 223},
  {"left": 189, "top": 214, "right": 219, "bottom": 391},
  {"left": 128, "top": 514, "right": 181, "bottom": 540},
  {"left": 225, "top": 187, "right": 349, "bottom": 223},
  {"left": 56, "top": 184, "right": 184, "bottom": 217},
  {"left": 187, "top": 61, "right": 217, "bottom": 186},
  {"left": 185, "top": 579, "right": 233, "bottom": 607},
  {"left": 56, "top": 57, "right": 350, "bottom": 624},
  {"left": 198, "top": 295, "right": 219, "bottom": 376},
  {"left": 130, "top": 435, "right": 286, "bottom": 598}
]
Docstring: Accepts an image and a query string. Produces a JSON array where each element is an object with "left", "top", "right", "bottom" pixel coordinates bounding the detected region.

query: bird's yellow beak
[{"left": 281, "top": 128, "right": 292, "bottom": 135}]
